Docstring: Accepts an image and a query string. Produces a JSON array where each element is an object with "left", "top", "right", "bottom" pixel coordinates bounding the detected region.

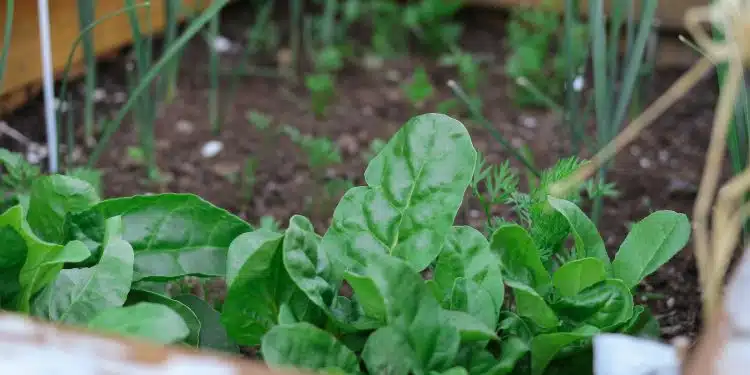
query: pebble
[
  {"left": 658, "top": 150, "right": 670, "bottom": 163},
  {"left": 385, "top": 69, "right": 401, "bottom": 82},
  {"left": 200, "top": 140, "right": 223, "bottom": 158},
  {"left": 520, "top": 115, "right": 537, "bottom": 129},
  {"left": 113, "top": 92, "right": 127, "bottom": 104},
  {"left": 211, "top": 35, "right": 233, "bottom": 53},
  {"left": 176, "top": 119, "right": 195, "bottom": 135},
  {"left": 93, "top": 88, "right": 107, "bottom": 103},
  {"left": 337, "top": 134, "right": 359, "bottom": 155},
  {"left": 639, "top": 157, "right": 653, "bottom": 169},
  {"left": 666, "top": 297, "right": 676, "bottom": 309}
]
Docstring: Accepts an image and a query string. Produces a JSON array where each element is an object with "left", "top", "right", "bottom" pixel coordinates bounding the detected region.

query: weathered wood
[
  {"left": 0, "top": 312, "right": 307, "bottom": 375},
  {"left": 0, "top": 0, "right": 208, "bottom": 114}
]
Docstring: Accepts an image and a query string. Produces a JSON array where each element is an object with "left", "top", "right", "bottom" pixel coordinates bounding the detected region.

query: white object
[
  {"left": 200, "top": 140, "right": 223, "bottom": 158},
  {"left": 37, "top": 0, "right": 58, "bottom": 173},
  {"left": 210, "top": 36, "right": 232, "bottom": 53},
  {"left": 593, "top": 334, "right": 679, "bottom": 375}
]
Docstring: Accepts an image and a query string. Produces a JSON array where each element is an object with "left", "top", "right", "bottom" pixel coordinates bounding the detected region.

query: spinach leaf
[
  {"left": 547, "top": 196, "right": 610, "bottom": 270},
  {"left": 345, "top": 252, "right": 464, "bottom": 372},
  {"left": 434, "top": 226, "right": 504, "bottom": 318},
  {"left": 506, "top": 280, "right": 559, "bottom": 330},
  {"left": 530, "top": 325, "right": 599, "bottom": 375},
  {"left": 0, "top": 205, "right": 90, "bottom": 312},
  {"left": 282, "top": 215, "right": 335, "bottom": 313},
  {"left": 490, "top": 223, "right": 550, "bottom": 293},
  {"left": 261, "top": 322, "right": 361, "bottom": 374},
  {"left": 173, "top": 294, "right": 239, "bottom": 353},
  {"left": 221, "top": 230, "right": 311, "bottom": 346},
  {"left": 88, "top": 302, "right": 189, "bottom": 344},
  {"left": 552, "top": 257, "right": 607, "bottom": 297},
  {"left": 31, "top": 216, "right": 134, "bottom": 325},
  {"left": 27, "top": 175, "right": 100, "bottom": 244},
  {"left": 550, "top": 279, "right": 634, "bottom": 329},
  {"left": 612, "top": 211, "right": 690, "bottom": 288},
  {"left": 86, "top": 194, "right": 252, "bottom": 281},
  {"left": 0, "top": 225, "right": 28, "bottom": 305},
  {"left": 447, "top": 278, "right": 497, "bottom": 333},
  {"left": 126, "top": 289, "right": 201, "bottom": 346},
  {"left": 361, "top": 326, "right": 415, "bottom": 375},
  {"left": 321, "top": 113, "right": 477, "bottom": 277}
]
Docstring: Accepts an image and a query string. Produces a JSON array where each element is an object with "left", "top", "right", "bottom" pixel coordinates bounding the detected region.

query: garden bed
[{"left": 1, "top": 1, "right": 717, "bottom": 343}]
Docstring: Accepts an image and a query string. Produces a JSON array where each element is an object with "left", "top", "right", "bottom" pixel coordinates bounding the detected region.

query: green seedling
[
  {"left": 402, "top": 66, "right": 435, "bottom": 109},
  {"left": 305, "top": 73, "right": 336, "bottom": 118}
]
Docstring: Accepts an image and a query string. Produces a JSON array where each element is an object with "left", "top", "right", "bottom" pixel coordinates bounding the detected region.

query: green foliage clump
[{"left": 0, "top": 113, "right": 689, "bottom": 375}]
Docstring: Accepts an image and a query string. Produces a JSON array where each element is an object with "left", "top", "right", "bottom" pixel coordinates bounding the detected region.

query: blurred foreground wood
[{"left": 0, "top": 313, "right": 307, "bottom": 375}]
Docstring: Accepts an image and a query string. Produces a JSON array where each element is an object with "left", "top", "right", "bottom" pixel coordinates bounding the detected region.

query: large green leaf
[
  {"left": 0, "top": 225, "right": 28, "bottom": 305},
  {"left": 321, "top": 113, "right": 477, "bottom": 276},
  {"left": 173, "top": 294, "right": 239, "bottom": 353},
  {"left": 547, "top": 197, "right": 610, "bottom": 269},
  {"left": 530, "top": 325, "right": 598, "bottom": 375},
  {"left": 345, "top": 252, "right": 466, "bottom": 372},
  {"left": 490, "top": 223, "right": 550, "bottom": 293},
  {"left": 457, "top": 338, "right": 528, "bottom": 375},
  {"left": 612, "top": 211, "right": 690, "bottom": 288},
  {"left": 552, "top": 257, "right": 607, "bottom": 297},
  {"left": 282, "top": 215, "right": 335, "bottom": 311},
  {"left": 261, "top": 322, "right": 361, "bottom": 374},
  {"left": 362, "top": 326, "right": 415, "bottom": 375},
  {"left": 27, "top": 175, "right": 100, "bottom": 244},
  {"left": 126, "top": 289, "right": 201, "bottom": 346},
  {"left": 550, "top": 279, "right": 634, "bottom": 329},
  {"left": 434, "top": 226, "right": 504, "bottom": 318},
  {"left": 87, "top": 194, "right": 252, "bottom": 281},
  {"left": 221, "top": 230, "right": 312, "bottom": 346},
  {"left": 88, "top": 302, "right": 189, "bottom": 344},
  {"left": 507, "top": 280, "right": 559, "bottom": 330},
  {"left": 446, "top": 278, "right": 496, "bottom": 334},
  {"left": 31, "top": 216, "right": 134, "bottom": 325},
  {"left": 0, "top": 205, "right": 90, "bottom": 312}
]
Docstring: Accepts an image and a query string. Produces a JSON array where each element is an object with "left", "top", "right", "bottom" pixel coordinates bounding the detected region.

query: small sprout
[
  {"left": 402, "top": 66, "right": 435, "bottom": 108},
  {"left": 305, "top": 73, "right": 336, "bottom": 118},
  {"left": 126, "top": 146, "right": 146, "bottom": 166},
  {"left": 246, "top": 110, "right": 273, "bottom": 131}
]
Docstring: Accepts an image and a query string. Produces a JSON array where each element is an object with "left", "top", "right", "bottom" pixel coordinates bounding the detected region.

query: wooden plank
[
  {"left": 0, "top": 312, "right": 308, "bottom": 375},
  {"left": 463, "top": 0, "right": 710, "bottom": 30},
  {"left": 0, "top": 0, "right": 209, "bottom": 114}
]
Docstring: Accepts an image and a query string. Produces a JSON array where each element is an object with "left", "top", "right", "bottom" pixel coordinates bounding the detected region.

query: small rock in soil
[
  {"left": 337, "top": 134, "right": 359, "bottom": 155},
  {"left": 639, "top": 157, "right": 653, "bottom": 169},
  {"left": 113, "top": 92, "right": 127, "bottom": 104},
  {"left": 385, "top": 69, "right": 402, "bottom": 82},
  {"left": 212, "top": 162, "right": 240, "bottom": 178},
  {"left": 176, "top": 119, "right": 195, "bottom": 135},
  {"left": 211, "top": 35, "right": 233, "bottom": 53},
  {"left": 201, "top": 140, "right": 224, "bottom": 158},
  {"left": 93, "top": 88, "right": 107, "bottom": 103}
]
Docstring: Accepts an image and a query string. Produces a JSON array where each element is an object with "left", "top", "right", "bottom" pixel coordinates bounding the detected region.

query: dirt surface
[{"left": 0, "top": 4, "right": 721, "bottom": 340}]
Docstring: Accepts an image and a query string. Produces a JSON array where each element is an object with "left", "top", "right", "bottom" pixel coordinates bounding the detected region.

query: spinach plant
[
  {"left": 0, "top": 171, "right": 251, "bottom": 352},
  {"left": 218, "top": 113, "right": 690, "bottom": 375},
  {"left": 471, "top": 154, "right": 688, "bottom": 374}
]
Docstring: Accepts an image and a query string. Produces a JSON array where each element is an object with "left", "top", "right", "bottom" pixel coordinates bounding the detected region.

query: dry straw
[{"left": 548, "top": 0, "right": 750, "bottom": 326}]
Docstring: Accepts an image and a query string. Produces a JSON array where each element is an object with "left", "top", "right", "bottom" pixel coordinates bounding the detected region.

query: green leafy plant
[
  {"left": 0, "top": 169, "right": 252, "bottom": 350},
  {"left": 305, "top": 73, "right": 337, "bottom": 118},
  {"left": 371, "top": 0, "right": 464, "bottom": 56},
  {"left": 217, "top": 113, "right": 689, "bottom": 375},
  {"left": 0, "top": 114, "right": 690, "bottom": 375},
  {"left": 504, "top": 3, "right": 588, "bottom": 108}
]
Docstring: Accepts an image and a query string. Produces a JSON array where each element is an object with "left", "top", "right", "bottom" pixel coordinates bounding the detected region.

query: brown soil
[{"left": 1, "top": 4, "right": 720, "bottom": 340}]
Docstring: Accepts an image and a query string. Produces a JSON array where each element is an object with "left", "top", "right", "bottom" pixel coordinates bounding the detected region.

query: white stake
[{"left": 36, "top": 0, "right": 58, "bottom": 173}]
